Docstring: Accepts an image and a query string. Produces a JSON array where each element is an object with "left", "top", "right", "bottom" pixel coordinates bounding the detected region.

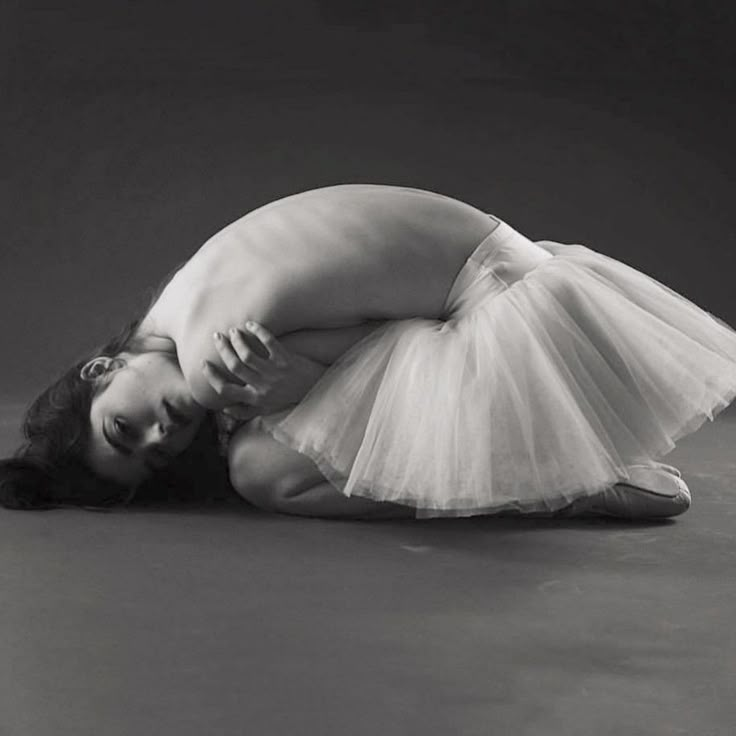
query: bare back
[{"left": 144, "top": 184, "right": 497, "bottom": 407}]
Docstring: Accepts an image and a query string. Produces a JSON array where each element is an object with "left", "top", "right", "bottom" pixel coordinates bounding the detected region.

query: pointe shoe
[{"left": 561, "top": 463, "right": 691, "bottom": 520}]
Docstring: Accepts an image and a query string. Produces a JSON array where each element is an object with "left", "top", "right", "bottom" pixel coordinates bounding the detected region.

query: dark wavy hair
[{"left": 0, "top": 313, "right": 232, "bottom": 512}]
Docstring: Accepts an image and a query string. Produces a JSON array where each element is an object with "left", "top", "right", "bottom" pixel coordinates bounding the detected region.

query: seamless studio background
[
  {"left": 2, "top": 0, "right": 735, "bottom": 442},
  {"left": 2, "top": 5, "right": 736, "bottom": 736}
]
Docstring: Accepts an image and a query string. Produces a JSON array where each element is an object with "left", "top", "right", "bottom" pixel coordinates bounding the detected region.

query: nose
[
  {"left": 143, "top": 422, "right": 175, "bottom": 446},
  {"left": 157, "top": 420, "right": 179, "bottom": 440}
]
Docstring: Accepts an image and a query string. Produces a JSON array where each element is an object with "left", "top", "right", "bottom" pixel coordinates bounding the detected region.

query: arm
[
  {"left": 202, "top": 320, "right": 388, "bottom": 418},
  {"left": 278, "top": 320, "right": 387, "bottom": 366}
]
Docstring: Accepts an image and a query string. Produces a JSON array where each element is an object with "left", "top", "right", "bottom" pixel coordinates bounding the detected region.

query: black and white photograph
[{"left": 2, "top": 2, "right": 735, "bottom": 734}]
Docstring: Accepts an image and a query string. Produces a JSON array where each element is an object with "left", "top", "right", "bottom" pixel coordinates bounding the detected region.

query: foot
[{"left": 560, "top": 463, "right": 691, "bottom": 520}]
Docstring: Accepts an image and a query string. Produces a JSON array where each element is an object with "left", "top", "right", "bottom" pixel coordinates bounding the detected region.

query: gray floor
[
  {"left": 3, "top": 68, "right": 736, "bottom": 735},
  {"left": 1, "top": 405, "right": 735, "bottom": 736}
]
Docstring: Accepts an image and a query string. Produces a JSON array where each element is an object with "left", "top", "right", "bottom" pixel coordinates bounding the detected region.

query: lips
[{"left": 147, "top": 445, "right": 175, "bottom": 470}]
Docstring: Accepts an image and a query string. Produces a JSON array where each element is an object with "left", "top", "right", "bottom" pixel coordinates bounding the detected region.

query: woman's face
[{"left": 86, "top": 352, "right": 207, "bottom": 488}]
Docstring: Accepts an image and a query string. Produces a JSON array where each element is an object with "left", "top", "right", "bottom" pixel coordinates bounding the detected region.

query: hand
[{"left": 202, "top": 322, "right": 326, "bottom": 419}]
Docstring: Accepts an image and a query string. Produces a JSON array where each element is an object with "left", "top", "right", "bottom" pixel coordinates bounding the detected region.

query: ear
[{"left": 79, "top": 356, "right": 126, "bottom": 382}]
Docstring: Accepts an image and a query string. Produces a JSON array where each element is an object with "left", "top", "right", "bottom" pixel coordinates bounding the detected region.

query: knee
[
  {"left": 227, "top": 423, "right": 281, "bottom": 512},
  {"left": 227, "top": 421, "right": 325, "bottom": 514}
]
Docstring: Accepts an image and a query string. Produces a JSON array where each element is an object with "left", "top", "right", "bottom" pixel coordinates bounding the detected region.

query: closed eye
[
  {"left": 114, "top": 417, "right": 137, "bottom": 441},
  {"left": 103, "top": 421, "right": 160, "bottom": 474}
]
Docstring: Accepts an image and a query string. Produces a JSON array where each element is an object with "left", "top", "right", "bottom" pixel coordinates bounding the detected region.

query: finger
[
  {"left": 236, "top": 384, "right": 264, "bottom": 406},
  {"left": 222, "top": 405, "right": 259, "bottom": 421},
  {"left": 213, "top": 333, "right": 262, "bottom": 385},
  {"left": 227, "top": 328, "right": 271, "bottom": 373},
  {"left": 243, "top": 321, "right": 289, "bottom": 365},
  {"left": 202, "top": 361, "right": 265, "bottom": 405}
]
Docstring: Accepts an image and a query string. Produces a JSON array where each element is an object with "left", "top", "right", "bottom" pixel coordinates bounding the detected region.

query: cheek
[
  {"left": 92, "top": 387, "right": 118, "bottom": 423},
  {"left": 115, "top": 373, "right": 157, "bottom": 414}
]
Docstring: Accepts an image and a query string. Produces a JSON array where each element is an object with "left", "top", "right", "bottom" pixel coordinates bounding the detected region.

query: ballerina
[{"left": 2, "top": 184, "right": 734, "bottom": 518}]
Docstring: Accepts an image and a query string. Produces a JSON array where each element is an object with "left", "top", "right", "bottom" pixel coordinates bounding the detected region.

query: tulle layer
[{"left": 260, "top": 221, "right": 736, "bottom": 518}]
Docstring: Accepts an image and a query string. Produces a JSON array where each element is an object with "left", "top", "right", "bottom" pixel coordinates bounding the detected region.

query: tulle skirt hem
[
  {"left": 259, "top": 222, "right": 736, "bottom": 518},
  {"left": 264, "top": 385, "right": 736, "bottom": 519}
]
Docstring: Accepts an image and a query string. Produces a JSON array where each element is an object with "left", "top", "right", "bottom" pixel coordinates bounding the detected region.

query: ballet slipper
[{"left": 557, "top": 464, "right": 691, "bottom": 520}]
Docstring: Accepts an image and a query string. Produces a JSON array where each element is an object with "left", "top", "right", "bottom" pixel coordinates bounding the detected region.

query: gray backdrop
[
  {"left": 2, "top": 6, "right": 736, "bottom": 735},
  {"left": 3, "top": 0, "right": 735, "bottom": 412}
]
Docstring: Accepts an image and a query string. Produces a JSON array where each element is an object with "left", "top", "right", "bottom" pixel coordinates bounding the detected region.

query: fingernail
[
  {"left": 245, "top": 321, "right": 255, "bottom": 329},
  {"left": 230, "top": 327, "right": 238, "bottom": 335},
  {"left": 213, "top": 332, "right": 222, "bottom": 341}
]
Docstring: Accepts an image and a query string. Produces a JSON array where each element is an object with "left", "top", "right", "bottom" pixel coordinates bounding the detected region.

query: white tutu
[{"left": 260, "top": 219, "right": 736, "bottom": 518}]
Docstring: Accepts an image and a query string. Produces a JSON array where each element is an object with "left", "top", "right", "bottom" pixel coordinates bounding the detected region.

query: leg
[{"left": 227, "top": 420, "right": 415, "bottom": 519}]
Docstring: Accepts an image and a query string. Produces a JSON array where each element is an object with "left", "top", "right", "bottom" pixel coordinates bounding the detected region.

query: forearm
[
  {"left": 205, "top": 320, "right": 390, "bottom": 418},
  {"left": 279, "top": 320, "right": 387, "bottom": 366}
]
